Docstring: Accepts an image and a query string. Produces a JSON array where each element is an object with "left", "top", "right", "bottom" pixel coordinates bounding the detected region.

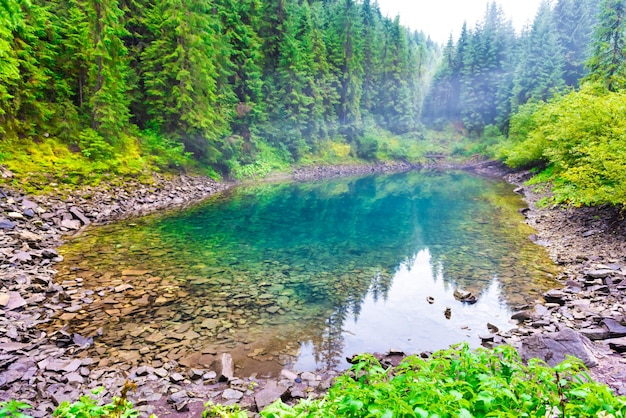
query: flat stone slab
[
  {"left": 602, "top": 318, "right": 626, "bottom": 338},
  {"left": 222, "top": 388, "right": 243, "bottom": 401},
  {"left": 605, "top": 337, "right": 626, "bottom": 353}
]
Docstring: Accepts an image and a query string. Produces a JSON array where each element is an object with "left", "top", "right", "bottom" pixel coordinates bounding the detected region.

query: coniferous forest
[
  {"left": 2, "top": 0, "right": 626, "bottom": 205},
  {"left": 0, "top": 0, "right": 437, "bottom": 181}
]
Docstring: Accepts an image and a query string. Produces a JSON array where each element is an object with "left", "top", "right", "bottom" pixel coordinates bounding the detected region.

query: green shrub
[
  {"left": 503, "top": 83, "right": 626, "bottom": 206},
  {"left": 262, "top": 344, "right": 626, "bottom": 417}
]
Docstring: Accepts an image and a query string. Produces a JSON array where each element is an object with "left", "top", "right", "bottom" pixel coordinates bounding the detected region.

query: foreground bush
[
  {"left": 3, "top": 345, "right": 625, "bottom": 417},
  {"left": 260, "top": 344, "right": 626, "bottom": 417}
]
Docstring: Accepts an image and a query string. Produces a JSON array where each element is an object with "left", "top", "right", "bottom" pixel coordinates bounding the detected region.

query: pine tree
[
  {"left": 140, "top": 0, "right": 228, "bottom": 161},
  {"left": 0, "top": 0, "right": 63, "bottom": 139},
  {"left": 215, "top": 0, "right": 264, "bottom": 141},
  {"left": 585, "top": 0, "right": 626, "bottom": 91},
  {"left": 511, "top": 1, "right": 565, "bottom": 111},
  {"left": 332, "top": 0, "right": 364, "bottom": 141},
  {"left": 554, "top": 0, "right": 599, "bottom": 86}
]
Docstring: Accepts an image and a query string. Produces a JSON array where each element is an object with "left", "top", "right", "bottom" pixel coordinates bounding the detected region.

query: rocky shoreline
[
  {"left": 503, "top": 171, "right": 626, "bottom": 395},
  {"left": 1, "top": 163, "right": 626, "bottom": 416}
]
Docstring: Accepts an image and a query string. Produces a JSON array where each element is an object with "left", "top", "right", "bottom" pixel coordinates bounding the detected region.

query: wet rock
[
  {"left": 511, "top": 311, "right": 533, "bottom": 322},
  {"left": 453, "top": 289, "right": 477, "bottom": 304},
  {"left": 255, "top": 381, "right": 289, "bottom": 410},
  {"left": 487, "top": 323, "right": 499, "bottom": 333},
  {"left": 520, "top": 327, "right": 598, "bottom": 368}
]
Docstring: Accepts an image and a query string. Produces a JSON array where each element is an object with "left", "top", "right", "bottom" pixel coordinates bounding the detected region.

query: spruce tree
[
  {"left": 585, "top": 0, "right": 626, "bottom": 91},
  {"left": 511, "top": 1, "right": 565, "bottom": 111}
]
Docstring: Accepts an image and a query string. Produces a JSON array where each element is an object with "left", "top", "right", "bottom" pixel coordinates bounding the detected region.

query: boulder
[{"left": 520, "top": 327, "right": 598, "bottom": 368}]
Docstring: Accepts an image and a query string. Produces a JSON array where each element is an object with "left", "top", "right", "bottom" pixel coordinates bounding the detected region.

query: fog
[{"left": 377, "top": 0, "right": 544, "bottom": 43}]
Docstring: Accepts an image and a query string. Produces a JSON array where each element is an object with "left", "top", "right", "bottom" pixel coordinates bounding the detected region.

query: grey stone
[
  {"left": 520, "top": 327, "right": 598, "bottom": 368},
  {"left": 11, "top": 251, "right": 32, "bottom": 263},
  {"left": 69, "top": 207, "right": 90, "bottom": 225},
  {"left": 169, "top": 372, "right": 185, "bottom": 383},
  {"left": 602, "top": 318, "right": 626, "bottom": 338},
  {"left": 511, "top": 311, "right": 532, "bottom": 322},
  {"left": 2, "top": 292, "right": 27, "bottom": 310},
  {"left": 580, "top": 327, "right": 611, "bottom": 341},
  {"left": 222, "top": 388, "right": 244, "bottom": 401},
  {"left": 280, "top": 369, "right": 298, "bottom": 381},
  {"left": 0, "top": 219, "right": 16, "bottom": 229},
  {"left": 61, "top": 219, "right": 81, "bottom": 230},
  {"left": 255, "top": 381, "right": 289, "bottom": 410},
  {"left": 586, "top": 269, "right": 615, "bottom": 279},
  {"left": 605, "top": 337, "right": 626, "bottom": 353},
  {"left": 543, "top": 289, "right": 567, "bottom": 305},
  {"left": 154, "top": 367, "right": 168, "bottom": 378},
  {"left": 169, "top": 390, "right": 189, "bottom": 404}
]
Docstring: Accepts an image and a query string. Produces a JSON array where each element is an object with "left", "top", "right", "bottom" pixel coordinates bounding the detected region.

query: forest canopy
[{"left": 0, "top": 0, "right": 437, "bottom": 182}]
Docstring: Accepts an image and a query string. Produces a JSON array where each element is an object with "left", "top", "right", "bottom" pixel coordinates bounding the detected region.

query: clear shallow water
[{"left": 50, "top": 171, "right": 558, "bottom": 376}]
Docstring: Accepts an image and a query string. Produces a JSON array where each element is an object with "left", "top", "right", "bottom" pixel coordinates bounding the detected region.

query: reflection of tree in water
[
  {"left": 313, "top": 307, "right": 348, "bottom": 371},
  {"left": 424, "top": 186, "right": 557, "bottom": 306}
]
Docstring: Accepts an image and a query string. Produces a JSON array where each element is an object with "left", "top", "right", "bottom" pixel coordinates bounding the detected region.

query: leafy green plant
[
  {"left": 202, "top": 401, "right": 248, "bottom": 418},
  {"left": 53, "top": 382, "right": 141, "bottom": 418},
  {"left": 260, "top": 344, "right": 626, "bottom": 417},
  {"left": 0, "top": 400, "right": 32, "bottom": 418}
]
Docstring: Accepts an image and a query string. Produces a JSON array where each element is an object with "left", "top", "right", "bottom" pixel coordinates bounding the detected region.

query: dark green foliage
[
  {"left": 585, "top": 0, "right": 626, "bottom": 91},
  {"left": 0, "top": 0, "right": 437, "bottom": 176},
  {"left": 511, "top": 1, "right": 566, "bottom": 113}
]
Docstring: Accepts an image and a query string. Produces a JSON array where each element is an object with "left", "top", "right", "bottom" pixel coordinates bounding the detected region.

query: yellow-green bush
[{"left": 502, "top": 83, "right": 626, "bottom": 206}]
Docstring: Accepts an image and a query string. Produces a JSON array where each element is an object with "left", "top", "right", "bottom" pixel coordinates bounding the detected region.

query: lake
[{"left": 48, "top": 171, "right": 558, "bottom": 376}]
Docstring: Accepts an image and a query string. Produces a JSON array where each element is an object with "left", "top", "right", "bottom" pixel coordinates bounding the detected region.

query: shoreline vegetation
[{"left": 1, "top": 160, "right": 626, "bottom": 416}]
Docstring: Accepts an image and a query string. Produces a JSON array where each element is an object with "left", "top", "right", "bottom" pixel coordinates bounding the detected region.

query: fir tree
[{"left": 585, "top": 0, "right": 626, "bottom": 91}]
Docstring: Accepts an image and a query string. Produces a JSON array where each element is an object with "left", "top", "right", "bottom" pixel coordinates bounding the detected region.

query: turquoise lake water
[{"left": 52, "top": 171, "right": 558, "bottom": 376}]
